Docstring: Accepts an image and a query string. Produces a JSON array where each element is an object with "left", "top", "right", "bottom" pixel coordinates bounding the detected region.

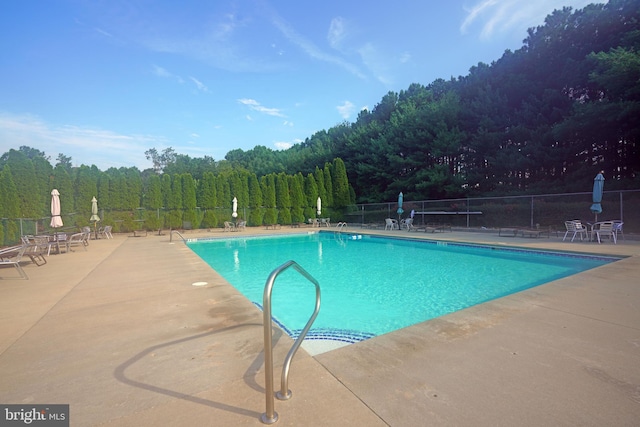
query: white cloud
[
  {"left": 460, "top": 0, "right": 594, "bottom": 39},
  {"left": 152, "top": 65, "right": 185, "bottom": 84},
  {"left": 0, "top": 112, "right": 161, "bottom": 169},
  {"left": 336, "top": 101, "right": 355, "bottom": 119},
  {"left": 238, "top": 98, "right": 285, "bottom": 117},
  {"left": 358, "top": 43, "right": 393, "bottom": 85},
  {"left": 274, "top": 141, "right": 293, "bottom": 150},
  {"left": 189, "top": 76, "right": 209, "bottom": 92},
  {"left": 270, "top": 13, "right": 366, "bottom": 79},
  {"left": 152, "top": 65, "right": 173, "bottom": 78},
  {"left": 328, "top": 17, "right": 347, "bottom": 49},
  {"left": 283, "top": 120, "right": 293, "bottom": 127}
]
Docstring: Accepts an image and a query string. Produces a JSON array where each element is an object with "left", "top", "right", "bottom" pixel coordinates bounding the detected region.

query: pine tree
[
  {"left": 182, "top": 173, "right": 197, "bottom": 228},
  {"left": 167, "top": 174, "right": 183, "bottom": 228},
  {"left": 276, "top": 173, "right": 291, "bottom": 224},
  {"left": 3, "top": 149, "right": 41, "bottom": 218},
  {"left": 198, "top": 172, "right": 218, "bottom": 228},
  {"left": 323, "top": 163, "right": 334, "bottom": 208},
  {"left": 332, "top": 158, "right": 350, "bottom": 208},
  {"left": 289, "top": 173, "right": 305, "bottom": 223},
  {"left": 51, "top": 165, "right": 74, "bottom": 217},
  {"left": 0, "top": 165, "right": 20, "bottom": 244},
  {"left": 261, "top": 174, "right": 277, "bottom": 225},
  {"left": 248, "top": 173, "right": 263, "bottom": 226}
]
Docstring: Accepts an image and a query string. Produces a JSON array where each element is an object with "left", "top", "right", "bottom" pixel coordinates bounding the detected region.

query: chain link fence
[
  {"left": 3, "top": 189, "right": 638, "bottom": 245},
  {"left": 345, "top": 190, "right": 639, "bottom": 233}
]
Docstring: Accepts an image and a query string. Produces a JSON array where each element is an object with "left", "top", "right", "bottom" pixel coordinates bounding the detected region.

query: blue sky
[{"left": 0, "top": 0, "right": 596, "bottom": 171}]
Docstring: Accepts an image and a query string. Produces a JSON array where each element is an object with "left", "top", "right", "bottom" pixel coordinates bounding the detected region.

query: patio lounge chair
[
  {"left": 66, "top": 232, "right": 88, "bottom": 252},
  {"left": 224, "top": 221, "right": 235, "bottom": 232},
  {"left": 592, "top": 221, "right": 617, "bottom": 244},
  {"left": 99, "top": 225, "right": 113, "bottom": 239},
  {"left": 385, "top": 218, "right": 398, "bottom": 230},
  {"left": 612, "top": 220, "right": 624, "bottom": 241},
  {"left": 52, "top": 233, "right": 68, "bottom": 254},
  {"left": 563, "top": 220, "right": 588, "bottom": 242},
  {"left": 402, "top": 218, "right": 420, "bottom": 231},
  {"left": 0, "top": 245, "right": 29, "bottom": 279},
  {"left": 20, "top": 236, "right": 48, "bottom": 266},
  {"left": 236, "top": 220, "right": 246, "bottom": 231}
]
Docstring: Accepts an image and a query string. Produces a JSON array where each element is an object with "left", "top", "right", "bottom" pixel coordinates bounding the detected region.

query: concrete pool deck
[{"left": 1, "top": 227, "right": 639, "bottom": 426}]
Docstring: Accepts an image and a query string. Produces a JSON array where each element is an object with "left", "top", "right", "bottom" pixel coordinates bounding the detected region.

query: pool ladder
[
  {"left": 261, "top": 260, "right": 321, "bottom": 424},
  {"left": 169, "top": 230, "right": 186, "bottom": 242}
]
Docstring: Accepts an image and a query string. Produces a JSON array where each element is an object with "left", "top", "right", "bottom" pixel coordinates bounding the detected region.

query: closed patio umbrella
[
  {"left": 317, "top": 197, "right": 322, "bottom": 216},
  {"left": 232, "top": 197, "right": 238, "bottom": 219},
  {"left": 50, "top": 189, "right": 63, "bottom": 228},
  {"left": 397, "top": 192, "right": 404, "bottom": 217},
  {"left": 590, "top": 171, "right": 605, "bottom": 222},
  {"left": 90, "top": 197, "right": 100, "bottom": 239},
  {"left": 90, "top": 197, "right": 100, "bottom": 222}
]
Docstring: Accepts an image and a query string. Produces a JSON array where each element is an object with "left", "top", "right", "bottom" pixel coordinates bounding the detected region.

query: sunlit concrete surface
[{"left": 1, "top": 226, "right": 638, "bottom": 426}]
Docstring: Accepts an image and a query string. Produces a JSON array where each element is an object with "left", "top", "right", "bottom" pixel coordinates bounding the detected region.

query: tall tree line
[
  {"left": 2, "top": 0, "right": 639, "bottom": 244},
  {"left": 0, "top": 148, "right": 353, "bottom": 244},
  {"left": 224, "top": 0, "right": 640, "bottom": 201}
]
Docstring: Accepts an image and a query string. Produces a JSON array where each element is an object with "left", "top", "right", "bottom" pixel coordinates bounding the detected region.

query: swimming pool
[{"left": 187, "top": 232, "right": 618, "bottom": 351}]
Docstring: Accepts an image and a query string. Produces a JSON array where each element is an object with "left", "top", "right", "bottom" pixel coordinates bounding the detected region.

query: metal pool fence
[
  {"left": 3, "top": 189, "right": 638, "bottom": 244},
  {"left": 344, "top": 189, "right": 639, "bottom": 233}
]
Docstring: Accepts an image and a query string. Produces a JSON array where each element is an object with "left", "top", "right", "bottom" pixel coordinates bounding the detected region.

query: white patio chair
[
  {"left": 0, "top": 245, "right": 29, "bottom": 279},
  {"left": 99, "top": 225, "right": 113, "bottom": 239},
  {"left": 65, "top": 232, "right": 88, "bottom": 252},
  {"left": 562, "top": 220, "right": 587, "bottom": 242},
  {"left": 612, "top": 220, "right": 624, "bottom": 241},
  {"left": 385, "top": 218, "right": 399, "bottom": 230},
  {"left": 592, "top": 221, "right": 617, "bottom": 244}
]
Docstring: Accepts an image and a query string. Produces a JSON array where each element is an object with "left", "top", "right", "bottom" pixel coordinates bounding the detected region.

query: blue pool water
[{"left": 187, "top": 232, "right": 617, "bottom": 344}]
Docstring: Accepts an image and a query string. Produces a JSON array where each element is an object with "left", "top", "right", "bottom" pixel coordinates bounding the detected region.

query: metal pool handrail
[
  {"left": 169, "top": 230, "right": 186, "bottom": 242},
  {"left": 261, "top": 260, "right": 321, "bottom": 425}
]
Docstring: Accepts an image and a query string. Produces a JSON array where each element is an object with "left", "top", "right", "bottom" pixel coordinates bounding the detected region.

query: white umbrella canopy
[
  {"left": 90, "top": 197, "right": 100, "bottom": 222},
  {"left": 50, "top": 189, "right": 63, "bottom": 228},
  {"left": 317, "top": 197, "right": 322, "bottom": 216},
  {"left": 232, "top": 197, "right": 238, "bottom": 218}
]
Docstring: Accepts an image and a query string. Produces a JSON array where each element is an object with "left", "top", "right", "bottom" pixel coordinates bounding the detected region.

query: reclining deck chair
[
  {"left": 99, "top": 225, "right": 113, "bottom": 239},
  {"left": 0, "top": 245, "right": 29, "bottom": 279},
  {"left": 66, "top": 232, "right": 88, "bottom": 252}
]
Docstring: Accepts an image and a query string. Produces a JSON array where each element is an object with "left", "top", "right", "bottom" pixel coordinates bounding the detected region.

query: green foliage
[
  {"left": 0, "top": 165, "right": 19, "bottom": 244},
  {"left": 181, "top": 173, "right": 198, "bottom": 228},
  {"left": 323, "top": 164, "right": 333, "bottom": 207},
  {"left": 248, "top": 173, "right": 263, "bottom": 226},
  {"left": 167, "top": 174, "right": 183, "bottom": 228},
  {"left": 289, "top": 173, "right": 306, "bottom": 223},
  {"left": 201, "top": 209, "right": 218, "bottom": 228},
  {"left": 74, "top": 165, "right": 98, "bottom": 224},
  {"left": 2, "top": 149, "right": 42, "bottom": 218},
  {"left": 332, "top": 158, "right": 350, "bottom": 208},
  {"left": 263, "top": 208, "right": 278, "bottom": 225},
  {"left": 261, "top": 174, "right": 276, "bottom": 209},
  {"left": 198, "top": 172, "right": 217, "bottom": 209},
  {"left": 143, "top": 174, "right": 162, "bottom": 210},
  {"left": 52, "top": 165, "right": 74, "bottom": 216}
]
